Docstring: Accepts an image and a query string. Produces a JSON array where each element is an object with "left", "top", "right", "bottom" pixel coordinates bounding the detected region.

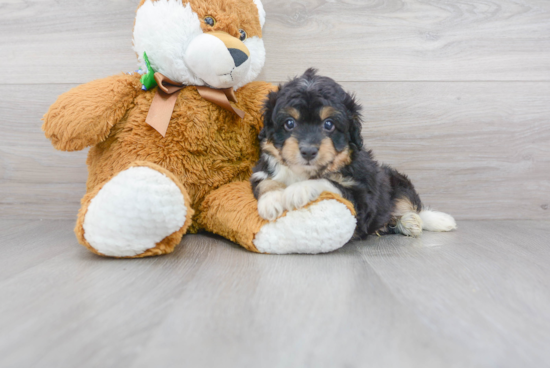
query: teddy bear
[{"left": 42, "top": 0, "right": 357, "bottom": 258}]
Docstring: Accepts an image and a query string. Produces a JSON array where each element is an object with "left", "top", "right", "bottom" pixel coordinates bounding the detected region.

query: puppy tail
[{"left": 419, "top": 208, "right": 457, "bottom": 232}]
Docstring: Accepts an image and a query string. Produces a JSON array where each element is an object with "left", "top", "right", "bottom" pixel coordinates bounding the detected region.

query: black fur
[
  {"left": 252, "top": 69, "right": 423, "bottom": 238},
  {"left": 335, "top": 151, "right": 422, "bottom": 237},
  {"left": 260, "top": 68, "right": 363, "bottom": 154}
]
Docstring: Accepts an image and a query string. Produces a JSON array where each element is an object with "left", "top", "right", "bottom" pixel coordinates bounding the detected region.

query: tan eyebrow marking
[
  {"left": 285, "top": 107, "right": 300, "bottom": 120},
  {"left": 320, "top": 106, "right": 336, "bottom": 121}
]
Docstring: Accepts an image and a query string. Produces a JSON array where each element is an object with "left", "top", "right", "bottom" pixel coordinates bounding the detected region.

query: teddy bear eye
[
  {"left": 204, "top": 16, "right": 216, "bottom": 27},
  {"left": 239, "top": 29, "right": 247, "bottom": 41}
]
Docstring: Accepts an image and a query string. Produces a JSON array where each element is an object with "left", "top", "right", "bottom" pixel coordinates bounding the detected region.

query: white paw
[
  {"left": 283, "top": 182, "right": 321, "bottom": 211},
  {"left": 396, "top": 212, "right": 423, "bottom": 237},
  {"left": 254, "top": 199, "right": 357, "bottom": 255},
  {"left": 258, "top": 190, "right": 285, "bottom": 221},
  {"left": 83, "top": 167, "right": 187, "bottom": 257},
  {"left": 283, "top": 179, "right": 341, "bottom": 211}
]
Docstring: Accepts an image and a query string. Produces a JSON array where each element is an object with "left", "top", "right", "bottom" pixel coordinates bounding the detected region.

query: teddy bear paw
[
  {"left": 83, "top": 166, "right": 188, "bottom": 257},
  {"left": 253, "top": 198, "right": 357, "bottom": 255}
]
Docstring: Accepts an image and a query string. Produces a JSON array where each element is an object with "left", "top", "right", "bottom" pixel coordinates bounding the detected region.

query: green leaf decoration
[{"left": 140, "top": 52, "right": 158, "bottom": 91}]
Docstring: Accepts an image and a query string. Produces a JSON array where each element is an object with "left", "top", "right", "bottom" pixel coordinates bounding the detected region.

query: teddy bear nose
[
  {"left": 300, "top": 146, "right": 319, "bottom": 161},
  {"left": 228, "top": 48, "right": 249, "bottom": 67}
]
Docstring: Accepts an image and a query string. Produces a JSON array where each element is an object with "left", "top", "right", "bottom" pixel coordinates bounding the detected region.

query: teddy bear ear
[{"left": 253, "top": 0, "right": 266, "bottom": 28}]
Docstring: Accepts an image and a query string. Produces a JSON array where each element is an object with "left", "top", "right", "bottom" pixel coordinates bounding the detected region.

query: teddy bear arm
[
  {"left": 198, "top": 181, "right": 358, "bottom": 254},
  {"left": 198, "top": 181, "right": 265, "bottom": 253},
  {"left": 42, "top": 73, "right": 142, "bottom": 152}
]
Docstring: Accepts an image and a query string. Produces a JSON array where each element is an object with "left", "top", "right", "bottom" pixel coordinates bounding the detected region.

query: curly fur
[{"left": 251, "top": 69, "right": 457, "bottom": 238}]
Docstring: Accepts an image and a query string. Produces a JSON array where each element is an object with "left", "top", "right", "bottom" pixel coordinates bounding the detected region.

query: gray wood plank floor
[{"left": 1, "top": 220, "right": 549, "bottom": 368}]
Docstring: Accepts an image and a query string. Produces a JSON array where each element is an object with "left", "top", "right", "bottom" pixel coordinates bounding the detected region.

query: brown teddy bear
[{"left": 42, "top": 0, "right": 357, "bottom": 258}]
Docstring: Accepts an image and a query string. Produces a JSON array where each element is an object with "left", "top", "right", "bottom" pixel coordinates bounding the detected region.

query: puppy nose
[
  {"left": 228, "top": 48, "right": 249, "bottom": 67},
  {"left": 300, "top": 146, "right": 319, "bottom": 161}
]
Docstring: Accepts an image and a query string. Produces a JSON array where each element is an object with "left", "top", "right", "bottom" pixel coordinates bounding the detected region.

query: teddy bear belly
[{"left": 86, "top": 118, "right": 261, "bottom": 212}]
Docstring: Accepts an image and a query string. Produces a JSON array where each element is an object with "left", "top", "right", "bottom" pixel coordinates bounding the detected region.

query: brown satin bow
[{"left": 145, "top": 73, "right": 246, "bottom": 137}]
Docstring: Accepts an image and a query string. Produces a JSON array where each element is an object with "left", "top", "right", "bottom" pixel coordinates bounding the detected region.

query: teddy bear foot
[
  {"left": 81, "top": 165, "right": 190, "bottom": 257},
  {"left": 252, "top": 198, "right": 357, "bottom": 255}
]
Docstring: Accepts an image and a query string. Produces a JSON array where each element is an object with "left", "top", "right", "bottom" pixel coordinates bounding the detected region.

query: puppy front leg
[
  {"left": 283, "top": 179, "right": 342, "bottom": 211},
  {"left": 254, "top": 180, "right": 287, "bottom": 221}
]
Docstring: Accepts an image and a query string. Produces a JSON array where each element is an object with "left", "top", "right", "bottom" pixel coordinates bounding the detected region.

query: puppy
[{"left": 251, "top": 69, "right": 457, "bottom": 238}]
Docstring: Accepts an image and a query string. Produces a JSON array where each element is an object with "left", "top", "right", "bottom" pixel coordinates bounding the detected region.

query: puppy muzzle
[
  {"left": 300, "top": 145, "right": 319, "bottom": 162},
  {"left": 185, "top": 31, "right": 251, "bottom": 89}
]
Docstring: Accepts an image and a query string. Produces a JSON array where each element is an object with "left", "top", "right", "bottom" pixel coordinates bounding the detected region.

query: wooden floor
[{"left": 1, "top": 220, "right": 549, "bottom": 368}]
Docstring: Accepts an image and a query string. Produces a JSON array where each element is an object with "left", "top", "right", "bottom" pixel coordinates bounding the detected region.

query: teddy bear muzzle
[{"left": 185, "top": 31, "right": 252, "bottom": 89}]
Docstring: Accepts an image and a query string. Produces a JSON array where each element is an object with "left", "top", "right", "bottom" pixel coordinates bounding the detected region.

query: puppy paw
[
  {"left": 396, "top": 212, "right": 423, "bottom": 237},
  {"left": 283, "top": 180, "right": 342, "bottom": 211},
  {"left": 258, "top": 190, "right": 285, "bottom": 221},
  {"left": 283, "top": 182, "right": 322, "bottom": 211}
]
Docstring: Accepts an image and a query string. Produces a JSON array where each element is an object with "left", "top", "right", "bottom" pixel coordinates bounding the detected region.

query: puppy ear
[
  {"left": 260, "top": 86, "right": 280, "bottom": 141},
  {"left": 350, "top": 114, "right": 364, "bottom": 150},
  {"left": 344, "top": 93, "right": 364, "bottom": 149}
]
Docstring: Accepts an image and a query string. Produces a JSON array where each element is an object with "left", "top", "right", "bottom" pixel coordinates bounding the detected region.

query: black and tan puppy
[{"left": 251, "top": 69, "right": 456, "bottom": 238}]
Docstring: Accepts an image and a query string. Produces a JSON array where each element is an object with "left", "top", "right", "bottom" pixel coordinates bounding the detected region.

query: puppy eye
[
  {"left": 239, "top": 29, "right": 247, "bottom": 41},
  {"left": 324, "top": 120, "right": 336, "bottom": 132},
  {"left": 204, "top": 16, "right": 216, "bottom": 27},
  {"left": 284, "top": 119, "right": 296, "bottom": 131}
]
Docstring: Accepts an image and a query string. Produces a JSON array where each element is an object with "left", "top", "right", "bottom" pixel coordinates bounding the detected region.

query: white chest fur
[
  {"left": 260, "top": 153, "right": 342, "bottom": 214},
  {"left": 264, "top": 154, "right": 311, "bottom": 186}
]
